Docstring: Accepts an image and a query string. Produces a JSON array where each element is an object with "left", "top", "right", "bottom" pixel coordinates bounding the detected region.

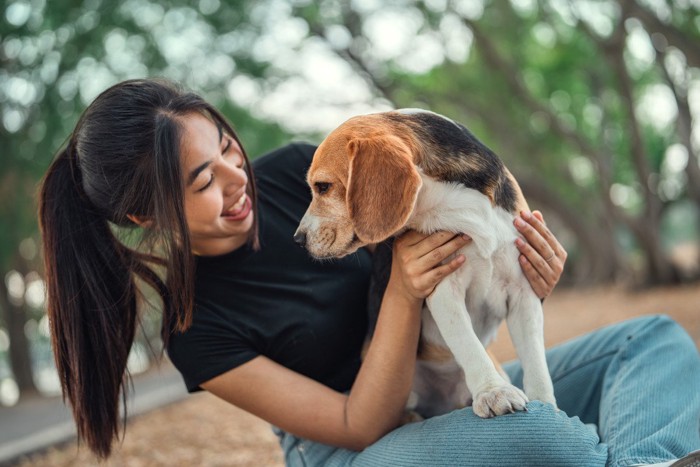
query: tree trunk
[
  {"left": 590, "top": 11, "right": 679, "bottom": 285},
  {"left": 0, "top": 276, "right": 38, "bottom": 399},
  {"left": 656, "top": 46, "right": 700, "bottom": 211},
  {"left": 629, "top": 219, "right": 681, "bottom": 285}
]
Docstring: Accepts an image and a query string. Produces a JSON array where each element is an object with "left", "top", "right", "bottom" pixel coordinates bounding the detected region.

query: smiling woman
[
  {"left": 37, "top": 78, "right": 700, "bottom": 467},
  {"left": 37, "top": 78, "right": 260, "bottom": 458},
  {"left": 176, "top": 112, "right": 255, "bottom": 256}
]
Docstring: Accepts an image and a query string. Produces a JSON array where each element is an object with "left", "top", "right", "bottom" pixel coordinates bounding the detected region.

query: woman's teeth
[
  {"left": 224, "top": 194, "right": 247, "bottom": 215},
  {"left": 233, "top": 194, "right": 246, "bottom": 210}
]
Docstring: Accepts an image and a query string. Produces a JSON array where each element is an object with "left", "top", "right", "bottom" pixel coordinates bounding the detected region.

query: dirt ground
[{"left": 14, "top": 284, "right": 700, "bottom": 467}]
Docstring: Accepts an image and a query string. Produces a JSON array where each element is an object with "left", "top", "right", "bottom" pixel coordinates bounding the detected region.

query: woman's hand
[
  {"left": 389, "top": 230, "right": 472, "bottom": 301},
  {"left": 514, "top": 210, "right": 567, "bottom": 300}
]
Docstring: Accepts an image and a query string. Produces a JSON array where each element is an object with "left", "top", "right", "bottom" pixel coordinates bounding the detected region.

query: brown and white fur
[{"left": 294, "top": 109, "right": 556, "bottom": 419}]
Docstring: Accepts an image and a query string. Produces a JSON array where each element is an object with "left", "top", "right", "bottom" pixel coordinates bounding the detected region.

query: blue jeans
[{"left": 275, "top": 315, "right": 700, "bottom": 466}]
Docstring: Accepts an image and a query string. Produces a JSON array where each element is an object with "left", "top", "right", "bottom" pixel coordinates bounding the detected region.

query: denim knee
[
  {"left": 636, "top": 314, "right": 698, "bottom": 357},
  {"left": 508, "top": 401, "right": 607, "bottom": 466}
]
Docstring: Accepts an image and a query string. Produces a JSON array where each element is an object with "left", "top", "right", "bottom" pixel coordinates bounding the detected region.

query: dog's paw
[{"left": 473, "top": 384, "right": 528, "bottom": 418}]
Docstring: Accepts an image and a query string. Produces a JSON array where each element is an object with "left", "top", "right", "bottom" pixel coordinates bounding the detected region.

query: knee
[
  {"left": 509, "top": 402, "right": 607, "bottom": 466},
  {"left": 636, "top": 315, "right": 697, "bottom": 355}
]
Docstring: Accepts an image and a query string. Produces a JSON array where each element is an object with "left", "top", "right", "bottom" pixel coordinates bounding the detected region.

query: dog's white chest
[{"left": 407, "top": 175, "right": 528, "bottom": 330}]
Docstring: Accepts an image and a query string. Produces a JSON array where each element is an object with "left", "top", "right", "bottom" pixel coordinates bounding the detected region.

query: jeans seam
[
  {"left": 298, "top": 440, "right": 310, "bottom": 467},
  {"left": 602, "top": 315, "right": 666, "bottom": 463},
  {"left": 613, "top": 457, "right": 672, "bottom": 467},
  {"left": 550, "top": 349, "right": 619, "bottom": 384},
  {"left": 549, "top": 316, "right": 665, "bottom": 385},
  {"left": 606, "top": 349, "right": 624, "bottom": 464}
]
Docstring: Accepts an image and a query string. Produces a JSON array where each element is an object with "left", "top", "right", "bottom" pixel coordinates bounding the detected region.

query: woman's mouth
[{"left": 222, "top": 193, "right": 252, "bottom": 221}]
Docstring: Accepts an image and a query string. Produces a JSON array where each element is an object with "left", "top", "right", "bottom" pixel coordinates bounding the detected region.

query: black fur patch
[
  {"left": 366, "top": 238, "right": 393, "bottom": 338},
  {"left": 387, "top": 111, "right": 517, "bottom": 213}
]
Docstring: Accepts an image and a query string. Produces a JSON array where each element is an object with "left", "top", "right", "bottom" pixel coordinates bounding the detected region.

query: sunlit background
[{"left": 1, "top": 0, "right": 699, "bottom": 409}]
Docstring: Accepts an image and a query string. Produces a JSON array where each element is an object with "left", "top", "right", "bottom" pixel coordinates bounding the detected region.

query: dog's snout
[{"left": 293, "top": 230, "right": 307, "bottom": 248}]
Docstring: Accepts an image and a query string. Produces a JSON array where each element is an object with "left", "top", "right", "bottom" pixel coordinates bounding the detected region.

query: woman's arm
[
  {"left": 202, "top": 231, "right": 470, "bottom": 450},
  {"left": 343, "top": 231, "right": 470, "bottom": 446}
]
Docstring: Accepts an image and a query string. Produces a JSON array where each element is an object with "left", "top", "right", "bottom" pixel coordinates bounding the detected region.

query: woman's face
[{"left": 179, "top": 112, "right": 254, "bottom": 256}]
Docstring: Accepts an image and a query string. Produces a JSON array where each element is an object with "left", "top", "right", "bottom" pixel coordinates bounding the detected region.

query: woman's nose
[{"left": 222, "top": 164, "right": 247, "bottom": 195}]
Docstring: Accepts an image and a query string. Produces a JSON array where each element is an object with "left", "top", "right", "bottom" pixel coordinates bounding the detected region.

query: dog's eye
[{"left": 315, "top": 182, "right": 331, "bottom": 194}]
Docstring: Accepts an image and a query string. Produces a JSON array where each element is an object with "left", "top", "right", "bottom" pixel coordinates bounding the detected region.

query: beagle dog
[{"left": 294, "top": 109, "right": 556, "bottom": 419}]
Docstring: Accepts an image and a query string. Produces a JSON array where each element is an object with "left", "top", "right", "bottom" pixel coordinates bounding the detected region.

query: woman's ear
[
  {"left": 126, "top": 214, "right": 154, "bottom": 228},
  {"left": 346, "top": 136, "right": 422, "bottom": 243}
]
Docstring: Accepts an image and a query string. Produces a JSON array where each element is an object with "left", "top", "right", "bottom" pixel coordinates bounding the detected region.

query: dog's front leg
[
  {"left": 426, "top": 278, "right": 528, "bottom": 418},
  {"left": 506, "top": 291, "right": 557, "bottom": 408}
]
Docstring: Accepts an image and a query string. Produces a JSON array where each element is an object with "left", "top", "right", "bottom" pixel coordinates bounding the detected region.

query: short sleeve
[{"left": 167, "top": 300, "right": 260, "bottom": 392}]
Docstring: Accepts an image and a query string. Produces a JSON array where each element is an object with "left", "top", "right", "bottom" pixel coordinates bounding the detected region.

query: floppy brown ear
[{"left": 347, "top": 136, "right": 422, "bottom": 243}]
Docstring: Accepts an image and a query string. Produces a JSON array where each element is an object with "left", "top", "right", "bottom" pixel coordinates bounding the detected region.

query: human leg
[
  {"left": 276, "top": 400, "right": 605, "bottom": 467},
  {"left": 276, "top": 315, "right": 698, "bottom": 467},
  {"left": 505, "top": 315, "right": 700, "bottom": 467}
]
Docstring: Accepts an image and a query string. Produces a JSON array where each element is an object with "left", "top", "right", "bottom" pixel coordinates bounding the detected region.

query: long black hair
[{"left": 38, "top": 78, "right": 258, "bottom": 458}]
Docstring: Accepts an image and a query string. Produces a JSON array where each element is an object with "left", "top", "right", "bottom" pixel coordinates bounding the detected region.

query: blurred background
[{"left": 0, "top": 0, "right": 699, "bottom": 463}]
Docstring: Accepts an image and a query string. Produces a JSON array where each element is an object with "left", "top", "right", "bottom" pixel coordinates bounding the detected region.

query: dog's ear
[{"left": 347, "top": 136, "right": 422, "bottom": 243}]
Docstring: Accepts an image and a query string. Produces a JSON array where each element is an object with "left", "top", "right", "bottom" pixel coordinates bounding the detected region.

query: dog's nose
[{"left": 293, "top": 231, "right": 307, "bottom": 248}]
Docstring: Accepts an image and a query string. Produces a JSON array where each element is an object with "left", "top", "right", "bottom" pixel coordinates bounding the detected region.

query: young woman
[{"left": 39, "top": 78, "right": 700, "bottom": 466}]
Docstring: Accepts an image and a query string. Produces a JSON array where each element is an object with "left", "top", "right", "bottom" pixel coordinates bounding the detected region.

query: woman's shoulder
[
  {"left": 251, "top": 142, "right": 318, "bottom": 196},
  {"left": 252, "top": 142, "right": 317, "bottom": 172}
]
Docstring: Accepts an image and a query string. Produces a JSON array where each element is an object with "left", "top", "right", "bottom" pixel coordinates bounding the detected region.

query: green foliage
[
  {"left": 1, "top": 0, "right": 699, "bottom": 297},
  {"left": 0, "top": 0, "right": 296, "bottom": 276}
]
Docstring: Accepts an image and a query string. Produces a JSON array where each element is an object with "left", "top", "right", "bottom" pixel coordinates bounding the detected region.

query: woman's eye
[
  {"left": 222, "top": 138, "right": 232, "bottom": 155},
  {"left": 197, "top": 175, "right": 214, "bottom": 192},
  {"left": 222, "top": 138, "right": 245, "bottom": 168},
  {"left": 315, "top": 182, "right": 331, "bottom": 194}
]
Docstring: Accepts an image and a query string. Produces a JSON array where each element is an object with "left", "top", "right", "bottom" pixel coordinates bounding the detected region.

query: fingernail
[
  {"left": 462, "top": 234, "right": 471, "bottom": 241},
  {"left": 514, "top": 218, "right": 524, "bottom": 227},
  {"left": 515, "top": 238, "right": 524, "bottom": 246},
  {"left": 456, "top": 255, "right": 466, "bottom": 263},
  {"left": 522, "top": 210, "right": 532, "bottom": 219},
  {"left": 519, "top": 255, "right": 527, "bottom": 263}
]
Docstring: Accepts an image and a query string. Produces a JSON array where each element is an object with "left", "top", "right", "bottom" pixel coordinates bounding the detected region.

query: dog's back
[{"left": 386, "top": 110, "right": 520, "bottom": 214}]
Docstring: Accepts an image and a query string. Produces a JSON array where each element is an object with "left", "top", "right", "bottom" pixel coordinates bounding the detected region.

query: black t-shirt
[{"left": 167, "top": 143, "right": 371, "bottom": 393}]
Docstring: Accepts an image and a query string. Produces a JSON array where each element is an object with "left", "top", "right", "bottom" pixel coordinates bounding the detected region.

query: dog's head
[{"left": 295, "top": 115, "right": 423, "bottom": 258}]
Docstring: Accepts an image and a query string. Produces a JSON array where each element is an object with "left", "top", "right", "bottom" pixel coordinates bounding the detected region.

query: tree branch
[
  {"left": 655, "top": 46, "right": 700, "bottom": 206},
  {"left": 622, "top": 0, "right": 700, "bottom": 68},
  {"left": 462, "top": 16, "right": 640, "bottom": 231}
]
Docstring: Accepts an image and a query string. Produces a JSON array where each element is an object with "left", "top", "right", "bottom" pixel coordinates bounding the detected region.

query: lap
[
  {"left": 279, "top": 314, "right": 693, "bottom": 467},
  {"left": 280, "top": 402, "right": 605, "bottom": 467}
]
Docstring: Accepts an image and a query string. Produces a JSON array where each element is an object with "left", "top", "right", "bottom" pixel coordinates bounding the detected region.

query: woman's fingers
[
  {"left": 514, "top": 210, "right": 567, "bottom": 299},
  {"left": 417, "top": 232, "right": 471, "bottom": 266},
  {"left": 424, "top": 253, "right": 466, "bottom": 287},
  {"left": 393, "top": 230, "right": 471, "bottom": 299},
  {"left": 394, "top": 212, "right": 567, "bottom": 301},
  {"left": 516, "top": 239, "right": 556, "bottom": 298},
  {"left": 517, "top": 253, "right": 550, "bottom": 299},
  {"left": 414, "top": 233, "right": 470, "bottom": 288},
  {"left": 399, "top": 230, "right": 466, "bottom": 258},
  {"left": 515, "top": 211, "right": 564, "bottom": 272}
]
